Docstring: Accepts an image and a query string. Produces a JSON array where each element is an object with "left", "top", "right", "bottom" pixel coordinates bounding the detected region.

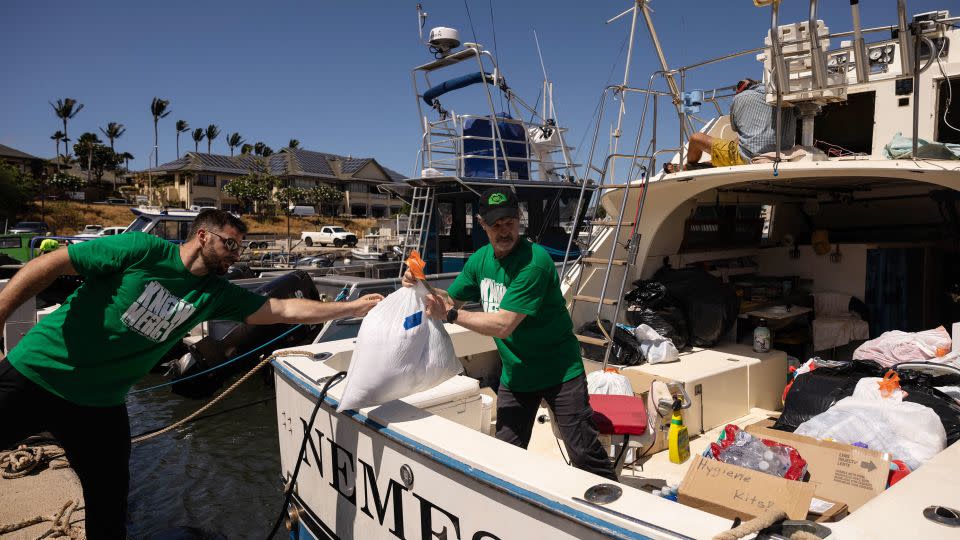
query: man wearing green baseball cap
[{"left": 403, "top": 187, "right": 616, "bottom": 481}]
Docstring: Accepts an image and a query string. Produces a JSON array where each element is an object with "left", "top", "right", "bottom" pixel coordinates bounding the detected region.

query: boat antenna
[
  {"left": 488, "top": 0, "right": 505, "bottom": 112},
  {"left": 416, "top": 3, "right": 429, "bottom": 44}
]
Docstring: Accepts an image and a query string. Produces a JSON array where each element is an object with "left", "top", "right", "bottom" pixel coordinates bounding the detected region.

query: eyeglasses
[{"left": 206, "top": 230, "right": 243, "bottom": 253}]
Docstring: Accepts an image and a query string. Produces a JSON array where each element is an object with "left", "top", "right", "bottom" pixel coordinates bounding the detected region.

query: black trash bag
[
  {"left": 774, "top": 361, "right": 960, "bottom": 446},
  {"left": 624, "top": 280, "right": 690, "bottom": 350},
  {"left": 625, "top": 306, "right": 689, "bottom": 351},
  {"left": 774, "top": 361, "right": 882, "bottom": 432},
  {"left": 652, "top": 267, "right": 740, "bottom": 347},
  {"left": 576, "top": 320, "right": 643, "bottom": 366},
  {"left": 625, "top": 281, "right": 668, "bottom": 307}
]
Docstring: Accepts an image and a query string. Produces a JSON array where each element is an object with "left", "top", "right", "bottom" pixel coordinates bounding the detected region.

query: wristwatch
[{"left": 446, "top": 308, "right": 459, "bottom": 324}]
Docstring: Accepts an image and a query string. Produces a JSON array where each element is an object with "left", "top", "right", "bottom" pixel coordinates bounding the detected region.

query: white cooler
[{"left": 400, "top": 375, "right": 484, "bottom": 432}]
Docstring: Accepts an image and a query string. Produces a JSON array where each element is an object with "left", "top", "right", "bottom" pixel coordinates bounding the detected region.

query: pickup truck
[{"left": 300, "top": 226, "right": 358, "bottom": 247}]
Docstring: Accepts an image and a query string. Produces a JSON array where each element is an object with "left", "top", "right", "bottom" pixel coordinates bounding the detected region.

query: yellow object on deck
[{"left": 668, "top": 401, "right": 691, "bottom": 464}]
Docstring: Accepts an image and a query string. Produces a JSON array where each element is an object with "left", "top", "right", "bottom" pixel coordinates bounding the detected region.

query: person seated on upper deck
[{"left": 664, "top": 78, "right": 797, "bottom": 172}]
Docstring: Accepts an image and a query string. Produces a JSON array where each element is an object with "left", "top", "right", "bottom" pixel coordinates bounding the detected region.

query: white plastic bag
[
  {"left": 337, "top": 281, "right": 462, "bottom": 411},
  {"left": 587, "top": 370, "right": 634, "bottom": 396},
  {"left": 794, "top": 387, "right": 947, "bottom": 470},
  {"left": 633, "top": 324, "right": 679, "bottom": 365}
]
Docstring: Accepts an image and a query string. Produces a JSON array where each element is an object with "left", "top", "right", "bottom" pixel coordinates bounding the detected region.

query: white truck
[{"left": 300, "top": 225, "right": 358, "bottom": 247}]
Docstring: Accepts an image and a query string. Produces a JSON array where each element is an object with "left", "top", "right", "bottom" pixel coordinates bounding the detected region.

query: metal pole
[
  {"left": 807, "top": 0, "right": 827, "bottom": 90},
  {"left": 771, "top": 3, "right": 784, "bottom": 163},
  {"left": 911, "top": 25, "right": 922, "bottom": 157},
  {"left": 897, "top": 0, "right": 914, "bottom": 78},
  {"left": 850, "top": 0, "right": 869, "bottom": 84},
  {"left": 609, "top": 1, "right": 641, "bottom": 184},
  {"left": 639, "top": 1, "right": 682, "bottom": 113}
]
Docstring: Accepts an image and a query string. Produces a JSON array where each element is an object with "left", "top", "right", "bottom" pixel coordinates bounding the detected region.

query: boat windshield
[{"left": 127, "top": 216, "right": 153, "bottom": 232}]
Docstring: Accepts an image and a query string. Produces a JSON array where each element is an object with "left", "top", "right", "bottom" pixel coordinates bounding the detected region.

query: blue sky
[{"left": 1, "top": 0, "right": 948, "bottom": 176}]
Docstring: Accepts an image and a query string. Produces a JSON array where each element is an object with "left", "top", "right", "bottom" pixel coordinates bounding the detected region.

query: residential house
[
  {"left": 0, "top": 144, "right": 50, "bottom": 177},
  {"left": 138, "top": 148, "right": 406, "bottom": 217}
]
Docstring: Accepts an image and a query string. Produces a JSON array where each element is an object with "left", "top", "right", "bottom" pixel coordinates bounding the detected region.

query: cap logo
[{"left": 488, "top": 192, "right": 507, "bottom": 205}]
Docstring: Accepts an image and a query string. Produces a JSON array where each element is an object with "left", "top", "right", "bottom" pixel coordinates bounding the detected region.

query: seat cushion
[{"left": 589, "top": 394, "right": 648, "bottom": 436}]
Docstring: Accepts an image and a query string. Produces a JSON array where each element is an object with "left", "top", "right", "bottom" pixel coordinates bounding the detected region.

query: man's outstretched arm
[
  {"left": 245, "top": 294, "right": 383, "bottom": 325},
  {"left": 0, "top": 249, "right": 76, "bottom": 325}
]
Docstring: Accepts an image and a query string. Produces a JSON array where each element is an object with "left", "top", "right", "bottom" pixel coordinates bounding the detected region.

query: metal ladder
[
  {"left": 399, "top": 186, "right": 435, "bottom": 266},
  {"left": 568, "top": 164, "right": 651, "bottom": 369}
]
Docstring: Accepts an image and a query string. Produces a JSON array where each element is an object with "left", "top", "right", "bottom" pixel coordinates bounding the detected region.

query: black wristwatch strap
[{"left": 446, "top": 308, "right": 459, "bottom": 324}]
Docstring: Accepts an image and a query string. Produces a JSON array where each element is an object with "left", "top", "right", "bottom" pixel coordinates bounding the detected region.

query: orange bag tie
[
  {"left": 878, "top": 370, "right": 902, "bottom": 398},
  {"left": 406, "top": 250, "right": 427, "bottom": 280}
]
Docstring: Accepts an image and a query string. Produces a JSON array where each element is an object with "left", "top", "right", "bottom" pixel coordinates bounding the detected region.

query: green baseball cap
[{"left": 478, "top": 188, "right": 519, "bottom": 223}]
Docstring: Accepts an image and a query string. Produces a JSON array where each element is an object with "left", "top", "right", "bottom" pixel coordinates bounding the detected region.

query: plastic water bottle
[{"left": 753, "top": 318, "right": 771, "bottom": 353}]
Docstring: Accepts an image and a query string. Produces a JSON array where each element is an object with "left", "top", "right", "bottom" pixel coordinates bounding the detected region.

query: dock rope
[
  {"left": 712, "top": 509, "right": 821, "bottom": 540},
  {"left": 0, "top": 444, "right": 68, "bottom": 479},
  {"left": 132, "top": 349, "right": 317, "bottom": 444},
  {"left": 0, "top": 499, "right": 83, "bottom": 539}
]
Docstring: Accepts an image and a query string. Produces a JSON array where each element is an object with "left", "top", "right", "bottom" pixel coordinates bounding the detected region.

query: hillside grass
[{"left": 16, "top": 201, "right": 376, "bottom": 237}]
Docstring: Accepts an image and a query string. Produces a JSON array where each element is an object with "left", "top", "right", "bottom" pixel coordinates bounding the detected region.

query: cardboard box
[
  {"left": 744, "top": 419, "right": 890, "bottom": 511},
  {"left": 807, "top": 497, "right": 849, "bottom": 523},
  {"left": 679, "top": 455, "right": 816, "bottom": 521}
]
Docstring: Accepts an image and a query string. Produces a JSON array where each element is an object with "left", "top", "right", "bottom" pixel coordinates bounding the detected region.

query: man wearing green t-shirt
[
  {"left": 0, "top": 210, "right": 382, "bottom": 538},
  {"left": 403, "top": 188, "right": 616, "bottom": 481}
]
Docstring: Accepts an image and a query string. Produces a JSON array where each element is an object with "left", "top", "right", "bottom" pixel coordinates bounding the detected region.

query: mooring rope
[
  {"left": 0, "top": 444, "right": 68, "bottom": 479},
  {"left": 131, "top": 349, "right": 317, "bottom": 444},
  {"left": 712, "top": 509, "right": 822, "bottom": 540},
  {"left": 0, "top": 499, "right": 84, "bottom": 539}
]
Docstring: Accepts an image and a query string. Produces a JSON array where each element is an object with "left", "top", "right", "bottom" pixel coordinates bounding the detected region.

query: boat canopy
[{"left": 422, "top": 71, "right": 494, "bottom": 106}]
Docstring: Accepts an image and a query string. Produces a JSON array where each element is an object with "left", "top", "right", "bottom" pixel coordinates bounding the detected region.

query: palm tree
[
  {"left": 254, "top": 141, "right": 266, "bottom": 156},
  {"left": 191, "top": 128, "right": 205, "bottom": 153},
  {"left": 261, "top": 146, "right": 274, "bottom": 157},
  {"left": 205, "top": 124, "right": 221, "bottom": 154},
  {"left": 175, "top": 120, "right": 189, "bottom": 158},
  {"left": 240, "top": 143, "right": 253, "bottom": 155},
  {"left": 288, "top": 139, "right": 300, "bottom": 149},
  {"left": 226, "top": 132, "right": 244, "bottom": 156},
  {"left": 120, "top": 152, "right": 134, "bottom": 172},
  {"left": 76, "top": 132, "right": 102, "bottom": 183},
  {"left": 150, "top": 97, "right": 171, "bottom": 167},
  {"left": 49, "top": 98, "right": 84, "bottom": 160},
  {"left": 51, "top": 131, "right": 65, "bottom": 172},
  {"left": 98, "top": 122, "right": 125, "bottom": 191},
  {"left": 99, "top": 122, "right": 126, "bottom": 150}
]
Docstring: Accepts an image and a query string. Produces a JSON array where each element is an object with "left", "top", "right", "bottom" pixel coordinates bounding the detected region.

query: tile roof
[
  {"left": 143, "top": 149, "right": 406, "bottom": 182},
  {"left": 0, "top": 144, "right": 42, "bottom": 160}
]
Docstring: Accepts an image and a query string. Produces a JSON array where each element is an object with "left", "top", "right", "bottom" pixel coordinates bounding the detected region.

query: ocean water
[{"left": 127, "top": 370, "right": 285, "bottom": 539}]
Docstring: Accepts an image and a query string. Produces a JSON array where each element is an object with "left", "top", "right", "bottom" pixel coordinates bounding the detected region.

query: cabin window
[
  {"left": 680, "top": 204, "right": 765, "bottom": 251},
  {"left": 150, "top": 220, "right": 192, "bottom": 242},
  {"left": 937, "top": 76, "right": 960, "bottom": 145},
  {"left": 811, "top": 91, "right": 876, "bottom": 156},
  {"left": 761, "top": 205, "right": 775, "bottom": 240}
]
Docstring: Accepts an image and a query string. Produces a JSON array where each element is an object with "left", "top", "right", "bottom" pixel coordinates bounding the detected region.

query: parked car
[
  {"left": 100, "top": 226, "right": 127, "bottom": 236},
  {"left": 289, "top": 205, "right": 316, "bottom": 217},
  {"left": 76, "top": 225, "right": 104, "bottom": 238},
  {"left": 300, "top": 226, "right": 358, "bottom": 247},
  {"left": 9, "top": 221, "right": 51, "bottom": 235}
]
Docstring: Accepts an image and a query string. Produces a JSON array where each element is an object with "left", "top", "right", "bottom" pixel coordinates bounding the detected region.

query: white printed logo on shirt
[
  {"left": 120, "top": 281, "right": 197, "bottom": 342},
  {"left": 480, "top": 277, "right": 506, "bottom": 313}
]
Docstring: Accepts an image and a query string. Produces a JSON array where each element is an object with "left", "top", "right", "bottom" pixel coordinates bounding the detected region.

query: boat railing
[
  {"left": 421, "top": 112, "right": 579, "bottom": 182},
  {"left": 580, "top": 0, "right": 956, "bottom": 182}
]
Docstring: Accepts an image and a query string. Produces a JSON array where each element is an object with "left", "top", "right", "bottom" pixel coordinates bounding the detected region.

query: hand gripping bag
[{"left": 337, "top": 252, "right": 462, "bottom": 411}]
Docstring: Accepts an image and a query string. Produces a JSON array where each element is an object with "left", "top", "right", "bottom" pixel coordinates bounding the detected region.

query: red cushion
[{"left": 589, "top": 394, "right": 648, "bottom": 436}]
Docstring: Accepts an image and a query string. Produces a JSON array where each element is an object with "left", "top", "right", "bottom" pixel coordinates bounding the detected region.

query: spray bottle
[{"left": 668, "top": 397, "right": 690, "bottom": 464}]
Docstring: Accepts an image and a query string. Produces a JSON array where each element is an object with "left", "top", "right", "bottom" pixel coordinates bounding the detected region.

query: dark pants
[
  {"left": 496, "top": 373, "right": 617, "bottom": 481},
  {"left": 0, "top": 359, "right": 129, "bottom": 539}
]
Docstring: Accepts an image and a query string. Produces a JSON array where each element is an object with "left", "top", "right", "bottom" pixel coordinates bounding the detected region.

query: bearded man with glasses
[{"left": 0, "top": 209, "right": 382, "bottom": 538}]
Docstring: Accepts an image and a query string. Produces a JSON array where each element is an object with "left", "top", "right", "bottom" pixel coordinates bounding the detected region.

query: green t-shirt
[
  {"left": 446, "top": 239, "right": 583, "bottom": 392},
  {"left": 8, "top": 232, "right": 268, "bottom": 406}
]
